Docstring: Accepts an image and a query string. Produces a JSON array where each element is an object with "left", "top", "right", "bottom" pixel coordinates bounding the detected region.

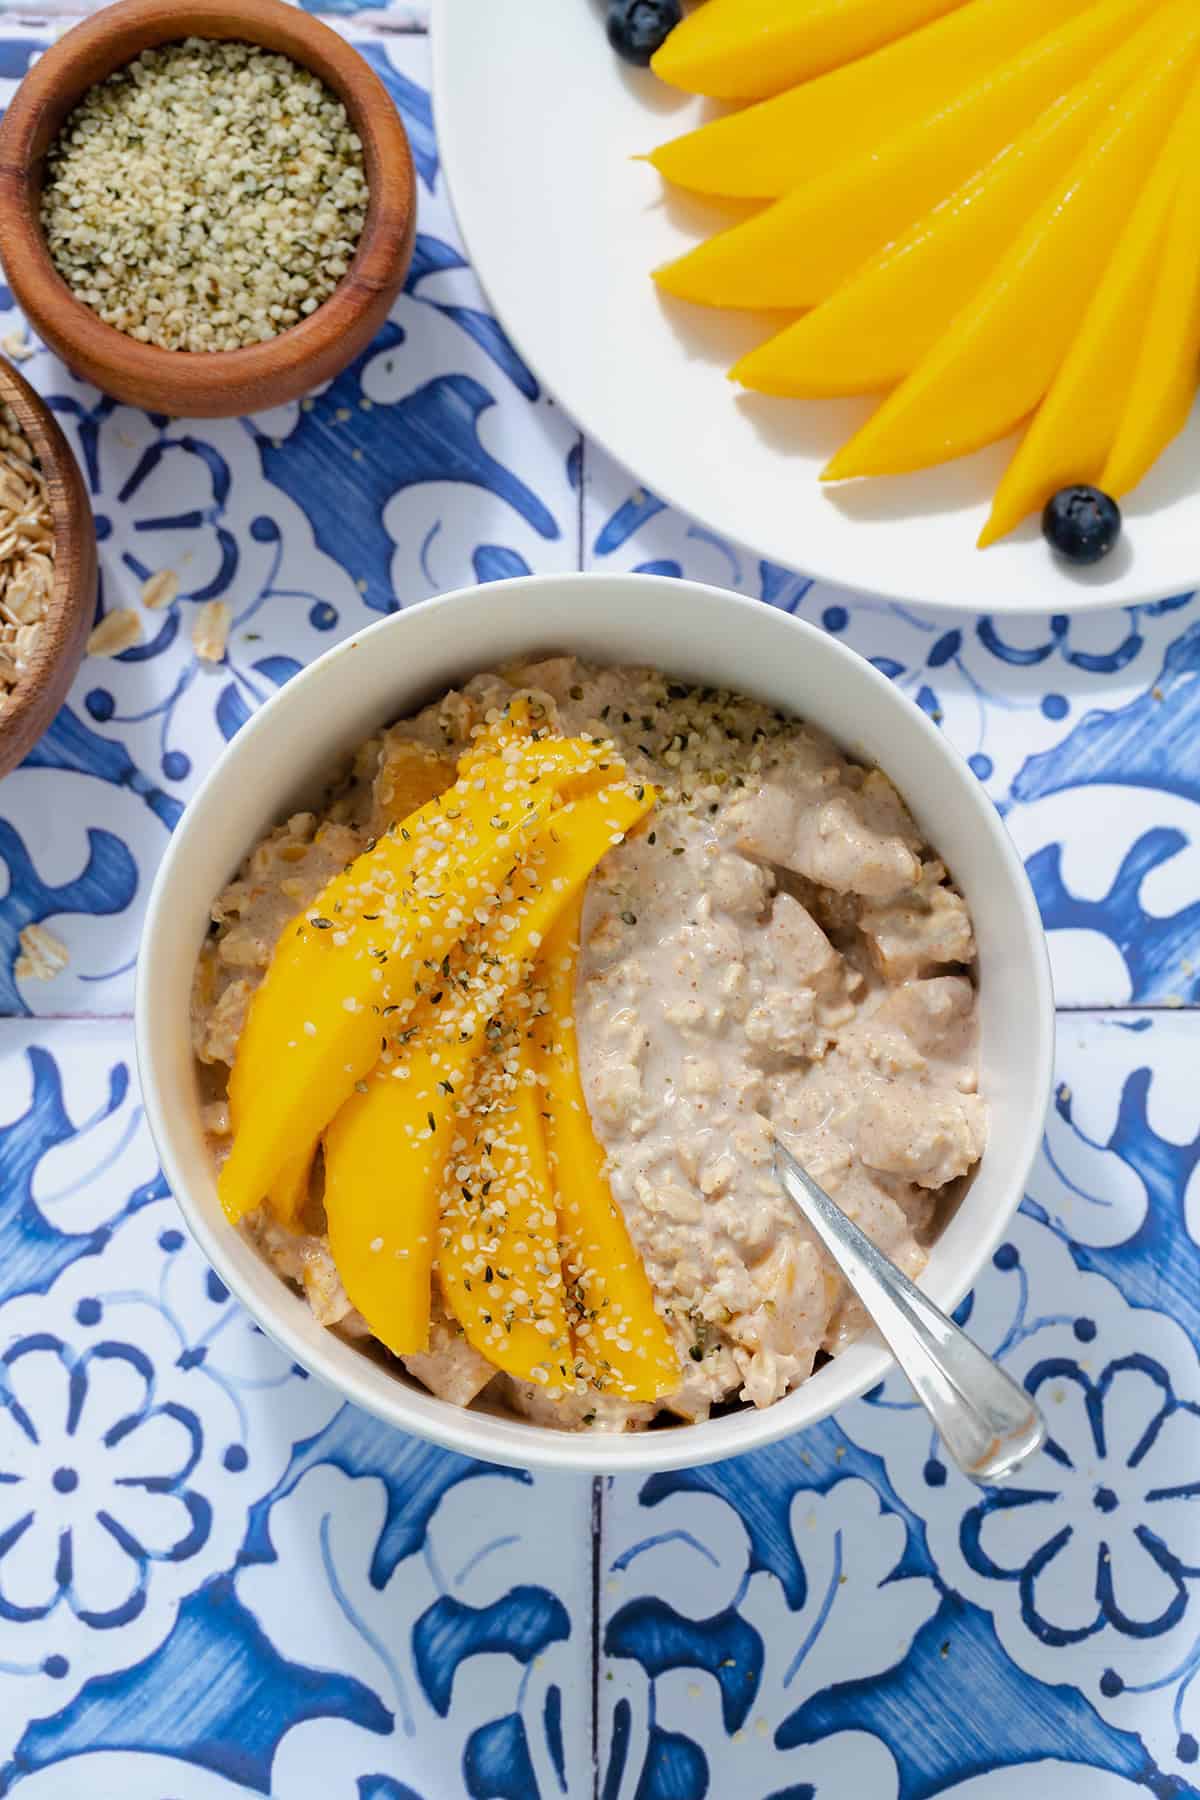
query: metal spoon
[{"left": 774, "top": 1139, "right": 1045, "bottom": 1485}]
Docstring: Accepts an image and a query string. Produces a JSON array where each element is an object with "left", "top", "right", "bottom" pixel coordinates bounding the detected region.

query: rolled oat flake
[{"left": 0, "top": 400, "right": 53, "bottom": 716}]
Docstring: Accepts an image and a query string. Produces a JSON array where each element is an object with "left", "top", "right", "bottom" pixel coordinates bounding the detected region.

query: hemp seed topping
[{"left": 41, "top": 38, "right": 370, "bottom": 353}]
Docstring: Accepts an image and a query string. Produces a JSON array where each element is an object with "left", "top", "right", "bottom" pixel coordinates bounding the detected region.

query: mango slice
[
  {"left": 823, "top": 20, "right": 1200, "bottom": 482},
  {"left": 373, "top": 740, "right": 457, "bottom": 827},
  {"left": 438, "top": 1030, "right": 572, "bottom": 1384},
  {"left": 1102, "top": 85, "right": 1200, "bottom": 497},
  {"left": 980, "top": 65, "right": 1200, "bottom": 545},
  {"left": 662, "top": 0, "right": 1161, "bottom": 312},
  {"left": 649, "top": 0, "right": 967, "bottom": 103},
  {"left": 320, "top": 779, "right": 656, "bottom": 1357},
  {"left": 647, "top": 0, "right": 1097, "bottom": 198},
  {"left": 457, "top": 690, "right": 540, "bottom": 772},
  {"left": 218, "top": 737, "right": 613, "bottom": 1224},
  {"left": 324, "top": 1037, "right": 473, "bottom": 1357},
  {"left": 733, "top": 6, "right": 1175, "bottom": 391},
  {"left": 533, "top": 896, "right": 680, "bottom": 1404},
  {"left": 265, "top": 1146, "right": 314, "bottom": 1230}
]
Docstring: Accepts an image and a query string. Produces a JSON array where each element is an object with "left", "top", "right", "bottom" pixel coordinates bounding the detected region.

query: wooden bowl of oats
[
  {"left": 0, "top": 356, "right": 97, "bottom": 779},
  {"left": 0, "top": 0, "right": 416, "bottom": 420}
]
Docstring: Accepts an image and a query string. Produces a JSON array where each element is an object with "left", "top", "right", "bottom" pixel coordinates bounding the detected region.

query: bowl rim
[
  {"left": 0, "top": 353, "right": 97, "bottom": 777},
  {"left": 0, "top": 0, "right": 415, "bottom": 411},
  {"left": 135, "top": 571, "right": 1055, "bottom": 1473}
]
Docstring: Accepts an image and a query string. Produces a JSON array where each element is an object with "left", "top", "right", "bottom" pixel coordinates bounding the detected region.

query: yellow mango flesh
[
  {"left": 1102, "top": 90, "right": 1200, "bottom": 497},
  {"left": 650, "top": 0, "right": 967, "bottom": 102},
  {"left": 324, "top": 1038, "right": 472, "bottom": 1358},
  {"left": 647, "top": 0, "right": 1097, "bottom": 199},
  {"left": 981, "top": 68, "right": 1200, "bottom": 545},
  {"left": 265, "top": 1146, "right": 313, "bottom": 1230},
  {"left": 733, "top": 7, "right": 1173, "bottom": 393},
  {"left": 372, "top": 740, "right": 457, "bottom": 827},
  {"left": 534, "top": 897, "right": 680, "bottom": 1404},
  {"left": 438, "top": 1036, "right": 573, "bottom": 1384},
  {"left": 320, "top": 780, "right": 656, "bottom": 1357},
  {"left": 663, "top": 0, "right": 1161, "bottom": 313},
  {"left": 824, "top": 20, "right": 1200, "bottom": 482},
  {"left": 219, "top": 737, "right": 611, "bottom": 1224},
  {"left": 457, "top": 690, "right": 539, "bottom": 772}
]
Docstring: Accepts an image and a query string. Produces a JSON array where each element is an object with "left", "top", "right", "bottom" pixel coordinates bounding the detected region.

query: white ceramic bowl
[{"left": 136, "top": 573, "right": 1054, "bottom": 1473}]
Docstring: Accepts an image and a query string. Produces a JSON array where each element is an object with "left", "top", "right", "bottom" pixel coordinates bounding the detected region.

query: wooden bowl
[
  {"left": 0, "top": 356, "right": 98, "bottom": 779},
  {"left": 0, "top": 0, "right": 416, "bottom": 419}
]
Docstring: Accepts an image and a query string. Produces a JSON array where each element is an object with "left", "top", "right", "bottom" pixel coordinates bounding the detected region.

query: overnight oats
[{"left": 193, "top": 657, "right": 986, "bottom": 1433}]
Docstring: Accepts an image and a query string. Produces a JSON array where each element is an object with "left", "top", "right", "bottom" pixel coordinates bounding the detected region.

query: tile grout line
[
  {"left": 590, "top": 1473, "right": 603, "bottom": 1800},
  {"left": 0, "top": 1010, "right": 136, "bottom": 1022},
  {"left": 577, "top": 431, "right": 587, "bottom": 578}
]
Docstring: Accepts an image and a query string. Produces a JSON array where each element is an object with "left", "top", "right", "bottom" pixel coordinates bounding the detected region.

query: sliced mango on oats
[
  {"left": 373, "top": 740, "right": 457, "bottom": 828},
  {"left": 324, "top": 1039, "right": 473, "bottom": 1357},
  {"left": 439, "top": 1035, "right": 572, "bottom": 1383},
  {"left": 534, "top": 895, "right": 680, "bottom": 1403},
  {"left": 457, "top": 691, "right": 544, "bottom": 773},
  {"left": 218, "top": 737, "right": 615, "bottom": 1224},
  {"left": 265, "top": 1145, "right": 314, "bottom": 1231},
  {"left": 319, "top": 778, "right": 657, "bottom": 1356}
]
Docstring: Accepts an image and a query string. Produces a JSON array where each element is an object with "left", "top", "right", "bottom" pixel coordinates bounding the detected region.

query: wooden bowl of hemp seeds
[
  {"left": 0, "top": 356, "right": 97, "bottom": 779},
  {"left": 0, "top": 0, "right": 416, "bottom": 419}
]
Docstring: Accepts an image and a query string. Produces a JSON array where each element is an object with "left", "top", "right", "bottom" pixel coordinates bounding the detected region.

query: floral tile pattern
[
  {"left": 1, "top": 18, "right": 1199, "bottom": 1800},
  {"left": 0, "top": 1020, "right": 593, "bottom": 1799},
  {"left": 599, "top": 1015, "right": 1200, "bottom": 1800}
]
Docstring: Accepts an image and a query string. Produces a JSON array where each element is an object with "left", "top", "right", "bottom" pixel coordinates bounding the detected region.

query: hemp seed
[{"left": 41, "top": 38, "right": 370, "bottom": 353}]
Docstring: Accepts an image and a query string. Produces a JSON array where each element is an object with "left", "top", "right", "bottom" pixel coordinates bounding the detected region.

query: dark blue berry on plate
[
  {"left": 1042, "top": 485, "right": 1121, "bottom": 565},
  {"left": 607, "top": 0, "right": 682, "bottom": 66}
]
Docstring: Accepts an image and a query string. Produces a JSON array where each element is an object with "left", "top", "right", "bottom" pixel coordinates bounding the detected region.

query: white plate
[{"left": 432, "top": 0, "right": 1200, "bottom": 613}]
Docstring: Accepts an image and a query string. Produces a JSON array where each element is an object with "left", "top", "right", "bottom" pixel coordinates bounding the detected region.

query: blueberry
[
  {"left": 607, "top": 0, "right": 682, "bottom": 66},
  {"left": 1042, "top": 485, "right": 1122, "bottom": 565}
]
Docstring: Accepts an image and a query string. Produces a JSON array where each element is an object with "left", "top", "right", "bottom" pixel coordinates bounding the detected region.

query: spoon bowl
[{"left": 775, "top": 1138, "right": 1047, "bottom": 1485}]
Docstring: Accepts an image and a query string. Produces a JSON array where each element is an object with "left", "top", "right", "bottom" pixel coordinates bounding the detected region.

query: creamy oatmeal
[{"left": 194, "top": 657, "right": 985, "bottom": 1432}]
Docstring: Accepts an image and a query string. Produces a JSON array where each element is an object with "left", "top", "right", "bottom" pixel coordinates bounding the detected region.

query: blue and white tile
[
  {"left": 0, "top": 1020, "right": 593, "bottom": 1798},
  {"left": 582, "top": 442, "right": 1200, "bottom": 1008},
  {"left": 1, "top": 35, "right": 579, "bottom": 1019},
  {"left": 599, "top": 1012, "right": 1200, "bottom": 1800},
  {"left": 6, "top": 6, "right": 1200, "bottom": 1796}
]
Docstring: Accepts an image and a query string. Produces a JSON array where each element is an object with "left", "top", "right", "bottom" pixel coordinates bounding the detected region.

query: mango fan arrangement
[
  {"left": 649, "top": 0, "right": 1200, "bottom": 545},
  {"left": 218, "top": 700, "right": 680, "bottom": 1404}
]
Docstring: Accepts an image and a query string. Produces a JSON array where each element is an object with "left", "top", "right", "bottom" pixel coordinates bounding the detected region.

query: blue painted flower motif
[
  {"left": 962, "top": 1354, "right": 1200, "bottom": 1646},
  {"left": 0, "top": 1335, "right": 209, "bottom": 1628}
]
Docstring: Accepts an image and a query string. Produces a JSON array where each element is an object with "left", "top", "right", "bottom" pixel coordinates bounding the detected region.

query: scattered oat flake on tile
[
  {"left": 1, "top": 331, "right": 35, "bottom": 361},
  {"left": 15, "top": 921, "right": 69, "bottom": 981},
  {"left": 193, "top": 599, "right": 230, "bottom": 663},
  {"left": 141, "top": 568, "right": 179, "bottom": 610},
  {"left": 87, "top": 608, "right": 142, "bottom": 657}
]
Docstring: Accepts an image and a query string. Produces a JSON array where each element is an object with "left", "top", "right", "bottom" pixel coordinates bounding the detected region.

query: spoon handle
[{"left": 775, "top": 1141, "right": 1045, "bottom": 1485}]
